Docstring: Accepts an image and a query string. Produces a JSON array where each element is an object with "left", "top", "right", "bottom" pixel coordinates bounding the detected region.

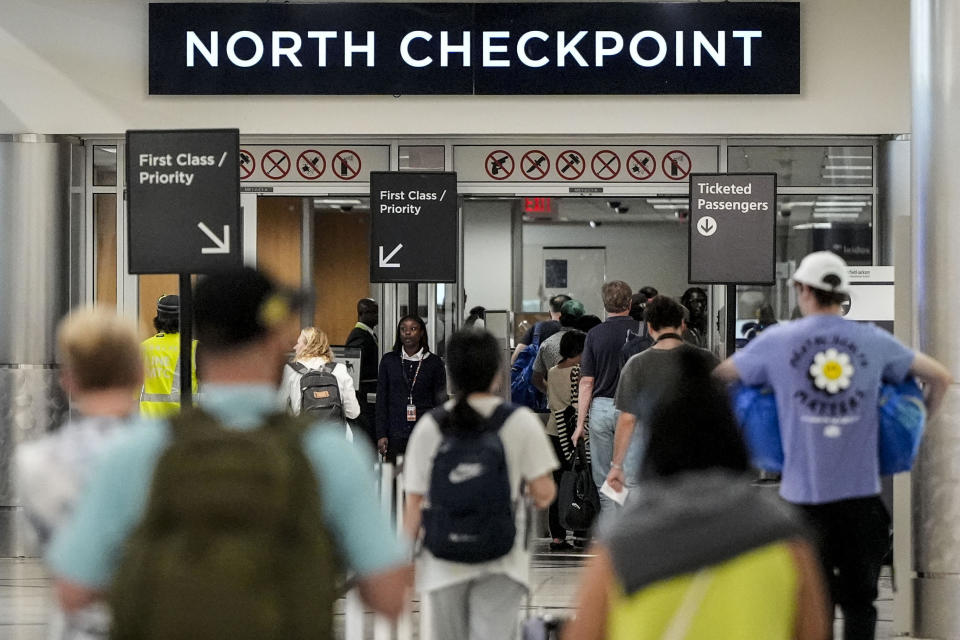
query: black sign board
[
  {"left": 370, "top": 172, "right": 458, "bottom": 283},
  {"left": 688, "top": 173, "right": 776, "bottom": 285},
  {"left": 126, "top": 129, "right": 241, "bottom": 274},
  {"left": 149, "top": 2, "right": 800, "bottom": 95}
]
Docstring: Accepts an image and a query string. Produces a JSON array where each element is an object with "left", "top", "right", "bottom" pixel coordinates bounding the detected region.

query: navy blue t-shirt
[{"left": 580, "top": 315, "right": 641, "bottom": 399}]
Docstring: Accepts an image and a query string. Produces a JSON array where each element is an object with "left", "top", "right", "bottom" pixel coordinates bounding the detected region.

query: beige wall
[{"left": 0, "top": 0, "right": 910, "bottom": 136}]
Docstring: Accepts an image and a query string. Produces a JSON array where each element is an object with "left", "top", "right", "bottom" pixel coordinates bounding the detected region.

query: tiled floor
[{"left": 0, "top": 543, "right": 898, "bottom": 639}]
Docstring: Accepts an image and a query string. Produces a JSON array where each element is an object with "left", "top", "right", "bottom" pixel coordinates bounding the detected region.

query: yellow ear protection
[{"left": 257, "top": 292, "right": 295, "bottom": 328}]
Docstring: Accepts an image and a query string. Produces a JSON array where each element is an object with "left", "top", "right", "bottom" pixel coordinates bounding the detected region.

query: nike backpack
[
  {"left": 109, "top": 409, "right": 340, "bottom": 640},
  {"left": 422, "top": 403, "right": 518, "bottom": 563},
  {"left": 291, "top": 362, "right": 345, "bottom": 424}
]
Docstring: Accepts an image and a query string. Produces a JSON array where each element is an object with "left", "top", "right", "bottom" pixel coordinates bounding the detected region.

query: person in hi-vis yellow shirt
[{"left": 140, "top": 295, "right": 198, "bottom": 417}]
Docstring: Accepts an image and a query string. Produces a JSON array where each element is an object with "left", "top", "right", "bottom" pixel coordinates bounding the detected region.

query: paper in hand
[{"left": 600, "top": 480, "right": 629, "bottom": 506}]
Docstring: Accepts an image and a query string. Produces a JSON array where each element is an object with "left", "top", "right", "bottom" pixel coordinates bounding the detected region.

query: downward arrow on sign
[
  {"left": 379, "top": 243, "right": 403, "bottom": 268},
  {"left": 198, "top": 222, "right": 230, "bottom": 254}
]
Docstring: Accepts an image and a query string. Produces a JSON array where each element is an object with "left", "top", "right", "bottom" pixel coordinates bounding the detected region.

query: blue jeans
[{"left": 588, "top": 397, "right": 643, "bottom": 520}]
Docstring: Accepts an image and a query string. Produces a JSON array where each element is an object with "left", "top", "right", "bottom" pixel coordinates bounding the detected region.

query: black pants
[{"left": 800, "top": 496, "right": 891, "bottom": 640}]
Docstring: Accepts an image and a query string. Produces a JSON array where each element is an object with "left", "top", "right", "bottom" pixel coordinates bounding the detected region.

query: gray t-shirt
[
  {"left": 614, "top": 344, "right": 720, "bottom": 419},
  {"left": 532, "top": 329, "right": 569, "bottom": 378}
]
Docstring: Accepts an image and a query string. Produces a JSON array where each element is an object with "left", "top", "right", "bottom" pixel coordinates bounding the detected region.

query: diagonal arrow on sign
[
  {"left": 379, "top": 243, "right": 403, "bottom": 268},
  {"left": 198, "top": 222, "right": 231, "bottom": 254}
]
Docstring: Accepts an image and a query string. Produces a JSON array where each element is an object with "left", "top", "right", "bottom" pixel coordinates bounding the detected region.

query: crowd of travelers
[{"left": 14, "top": 251, "right": 952, "bottom": 640}]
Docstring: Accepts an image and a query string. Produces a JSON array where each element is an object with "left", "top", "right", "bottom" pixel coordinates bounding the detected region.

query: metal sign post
[{"left": 369, "top": 172, "right": 458, "bottom": 284}]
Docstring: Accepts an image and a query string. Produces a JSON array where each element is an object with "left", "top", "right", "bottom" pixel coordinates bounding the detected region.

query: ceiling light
[
  {"left": 313, "top": 198, "right": 363, "bottom": 206},
  {"left": 823, "top": 165, "right": 871, "bottom": 171},
  {"left": 793, "top": 222, "right": 833, "bottom": 230},
  {"left": 812, "top": 212, "right": 862, "bottom": 219},
  {"left": 653, "top": 204, "right": 682, "bottom": 210},
  {"left": 822, "top": 175, "right": 869, "bottom": 180},
  {"left": 826, "top": 154, "right": 872, "bottom": 160}
]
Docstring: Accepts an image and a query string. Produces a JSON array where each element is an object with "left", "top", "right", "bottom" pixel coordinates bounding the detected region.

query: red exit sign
[{"left": 523, "top": 197, "right": 553, "bottom": 214}]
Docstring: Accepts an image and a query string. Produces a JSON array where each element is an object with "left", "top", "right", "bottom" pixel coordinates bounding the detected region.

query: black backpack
[
  {"left": 290, "top": 362, "right": 344, "bottom": 424},
  {"left": 422, "top": 403, "right": 518, "bottom": 563}
]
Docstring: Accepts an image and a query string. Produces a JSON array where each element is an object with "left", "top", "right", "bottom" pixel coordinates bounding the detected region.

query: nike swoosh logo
[{"left": 449, "top": 463, "right": 485, "bottom": 484}]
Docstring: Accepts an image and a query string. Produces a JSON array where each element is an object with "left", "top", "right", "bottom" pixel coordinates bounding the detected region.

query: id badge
[{"left": 406, "top": 404, "right": 417, "bottom": 422}]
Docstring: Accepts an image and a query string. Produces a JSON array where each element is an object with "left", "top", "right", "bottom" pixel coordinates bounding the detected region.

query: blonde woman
[
  {"left": 16, "top": 307, "right": 143, "bottom": 640},
  {"left": 280, "top": 327, "right": 361, "bottom": 424}
]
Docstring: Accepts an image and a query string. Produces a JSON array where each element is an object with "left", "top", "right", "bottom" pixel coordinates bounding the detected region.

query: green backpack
[{"left": 110, "top": 409, "right": 341, "bottom": 640}]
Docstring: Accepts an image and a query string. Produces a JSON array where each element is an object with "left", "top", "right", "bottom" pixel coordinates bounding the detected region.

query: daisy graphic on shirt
[{"left": 809, "top": 348, "right": 855, "bottom": 394}]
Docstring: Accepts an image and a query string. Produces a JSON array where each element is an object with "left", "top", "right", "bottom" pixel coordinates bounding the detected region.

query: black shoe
[
  {"left": 550, "top": 540, "right": 574, "bottom": 551},
  {"left": 572, "top": 537, "right": 590, "bottom": 550}
]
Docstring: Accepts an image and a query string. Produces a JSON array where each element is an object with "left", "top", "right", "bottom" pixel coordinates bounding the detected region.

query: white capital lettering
[
  {"left": 732, "top": 30, "right": 762, "bottom": 66},
  {"left": 675, "top": 31, "right": 683, "bottom": 66},
  {"left": 517, "top": 31, "right": 549, "bottom": 68},
  {"left": 594, "top": 31, "right": 623, "bottom": 67},
  {"left": 272, "top": 31, "right": 302, "bottom": 67},
  {"left": 226, "top": 31, "right": 264, "bottom": 68},
  {"left": 345, "top": 31, "right": 375, "bottom": 67},
  {"left": 401, "top": 31, "right": 433, "bottom": 67},
  {"left": 482, "top": 31, "right": 510, "bottom": 67},
  {"left": 440, "top": 31, "right": 471, "bottom": 67},
  {"left": 187, "top": 31, "right": 218, "bottom": 67},
  {"left": 557, "top": 31, "right": 589, "bottom": 67},
  {"left": 694, "top": 30, "right": 725, "bottom": 67},
  {"left": 629, "top": 31, "right": 667, "bottom": 67},
  {"left": 307, "top": 31, "right": 337, "bottom": 67}
]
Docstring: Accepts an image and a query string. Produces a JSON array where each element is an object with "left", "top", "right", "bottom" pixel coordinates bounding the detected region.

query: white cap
[{"left": 789, "top": 251, "right": 850, "bottom": 295}]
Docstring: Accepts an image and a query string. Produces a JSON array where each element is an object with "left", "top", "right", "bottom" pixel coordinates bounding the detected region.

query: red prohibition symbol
[
  {"left": 239, "top": 149, "right": 256, "bottom": 180},
  {"left": 627, "top": 150, "right": 656, "bottom": 181},
  {"left": 262, "top": 149, "right": 291, "bottom": 180},
  {"left": 591, "top": 150, "right": 621, "bottom": 180},
  {"left": 297, "top": 150, "right": 326, "bottom": 180},
  {"left": 333, "top": 150, "right": 362, "bottom": 180},
  {"left": 663, "top": 149, "right": 693, "bottom": 180},
  {"left": 521, "top": 150, "right": 550, "bottom": 180},
  {"left": 485, "top": 150, "right": 515, "bottom": 180},
  {"left": 556, "top": 150, "right": 586, "bottom": 180}
]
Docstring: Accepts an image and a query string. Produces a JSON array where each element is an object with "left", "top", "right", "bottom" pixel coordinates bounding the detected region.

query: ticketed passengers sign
[
  {"left": 689, "top": 173, "right": 776, "bottom": 285},
  {"left": 127, "top": 129, "right": 241, "bottom": 274},
  {"left": 370, "top": 172, "right": 458, "bottom": 283},
  {"left": 149, "top": 3, "right": 801, "bottom": 95}
]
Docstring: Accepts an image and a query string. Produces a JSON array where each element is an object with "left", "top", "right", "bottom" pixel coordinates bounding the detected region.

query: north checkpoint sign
[
  {"left": 370, "top": 172, "right": 458, "bottom": 283},
  {"left": 127, "top": 129, "right": 241, "bottom": 274},
  {"left": 688, "top": 173, "right": 776, "bottom": 285}
]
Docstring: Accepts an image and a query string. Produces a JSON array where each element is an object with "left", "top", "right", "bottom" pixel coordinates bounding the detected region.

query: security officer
[{"left": 140, "top": 294, "right": 198, "bottom": 417}]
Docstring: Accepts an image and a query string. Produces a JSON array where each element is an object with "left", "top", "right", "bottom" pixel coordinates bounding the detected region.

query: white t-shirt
[
  {"left": 404, "top": 395, "right": 558, "bottom": 593},
  {"left": 279, "top": 357, "right": 361, "bottom": 419}
]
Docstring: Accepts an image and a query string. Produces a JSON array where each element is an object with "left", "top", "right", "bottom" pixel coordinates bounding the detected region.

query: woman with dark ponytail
[{"left": 403, "top": 328, "right": 559, "bottom": 640}]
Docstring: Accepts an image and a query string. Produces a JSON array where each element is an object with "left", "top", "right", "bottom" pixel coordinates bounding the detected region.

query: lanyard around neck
[
  {"left": 404, "top": 356, "right": 424, "bottom": 402},
  {"left": 654, "top": 332, "right": 684, "bottom": 345}
]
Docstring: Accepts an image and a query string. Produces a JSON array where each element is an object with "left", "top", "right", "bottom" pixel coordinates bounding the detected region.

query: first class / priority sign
[
  {"left": 127, "top": 129, "right": 242, "bottom": 274},
  {"left": 688, "top": 173, "right": 776, "bottom": 285}
]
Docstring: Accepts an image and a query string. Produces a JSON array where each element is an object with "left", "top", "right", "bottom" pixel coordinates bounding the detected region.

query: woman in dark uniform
[{"left": 375, "top": 315, "right": 447, "bottom": 461}]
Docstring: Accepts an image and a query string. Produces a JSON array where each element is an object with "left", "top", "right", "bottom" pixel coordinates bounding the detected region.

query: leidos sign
[{"left": 149, "top": 3, "right": 800, "bottom": 95}]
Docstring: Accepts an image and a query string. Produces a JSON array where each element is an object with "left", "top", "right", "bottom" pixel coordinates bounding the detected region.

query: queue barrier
[{"left": 343, "top": 461, "right": 422, "bottom": 640}]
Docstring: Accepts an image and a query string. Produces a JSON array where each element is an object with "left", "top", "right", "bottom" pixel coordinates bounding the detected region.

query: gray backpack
[{"left": 290, "top": 362, "right": 344, "bottom": 424}]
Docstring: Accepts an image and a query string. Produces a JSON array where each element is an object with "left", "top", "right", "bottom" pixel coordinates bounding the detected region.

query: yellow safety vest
[
  {"left": 140, "top": 332, "right": 199, "bottom": 418},
  {"left": 607, "top": 543, "right": 798, "bottom": 640}
]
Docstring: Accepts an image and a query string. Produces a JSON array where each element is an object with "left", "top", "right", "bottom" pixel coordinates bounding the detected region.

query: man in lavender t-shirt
[{"left": 715, "top": 251, "right": 951, "bottom": 640}]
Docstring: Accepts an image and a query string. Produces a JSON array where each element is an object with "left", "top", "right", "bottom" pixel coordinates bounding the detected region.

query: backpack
[
  {"left": 511, "top": 324, "right": 547, "bottom": 411},
  {"left": 110, "top": 409, "right": 340, "bottom": 640},
  {"left": 422, "top": 403, "right": 518, "bottom": 563},
  {"left": 291, "top": 361, "right": 344, "bottom": 424},
  {"left": 557, "top": 441, "right": 600, "bottom": 532}
]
